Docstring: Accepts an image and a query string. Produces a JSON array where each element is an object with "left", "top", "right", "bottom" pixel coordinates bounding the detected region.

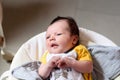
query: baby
[{"left": 39, "top": 16, "right": 93, "bottom": 80}]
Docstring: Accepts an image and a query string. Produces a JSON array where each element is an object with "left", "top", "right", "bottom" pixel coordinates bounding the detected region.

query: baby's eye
[
  {"left": 56, "top": 33, "right": 62, "bottom": 36},
  {"left": 46, "top": 36, "right": 50, "bottom": 39}
]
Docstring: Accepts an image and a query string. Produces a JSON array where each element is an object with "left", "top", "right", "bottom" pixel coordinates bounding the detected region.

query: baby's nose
[{"left": 50, "top": 35, "right": 55, "bottom": 41}]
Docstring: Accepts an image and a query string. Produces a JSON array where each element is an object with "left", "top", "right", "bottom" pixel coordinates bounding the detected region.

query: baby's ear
[{"left": 72, "top": 35, "right": 79, "bottom": 45}]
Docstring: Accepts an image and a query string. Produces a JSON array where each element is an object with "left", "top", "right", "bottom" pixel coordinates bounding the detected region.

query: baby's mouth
[{"left": 51, "top": 44, "right": 58, "bottom": 48}]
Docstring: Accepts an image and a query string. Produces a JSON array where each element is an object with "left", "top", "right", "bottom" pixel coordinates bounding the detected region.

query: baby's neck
[{"left": 64, "top": 47, "right": 74, "bottom": 53}]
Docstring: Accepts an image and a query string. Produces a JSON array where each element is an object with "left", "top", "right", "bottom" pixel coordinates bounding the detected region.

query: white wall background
[{"left": 1, "top": 0, "right": 120, "bottom": 75}]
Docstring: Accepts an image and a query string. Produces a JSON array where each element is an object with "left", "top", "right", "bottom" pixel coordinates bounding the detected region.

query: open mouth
[{"left": 51, "top": 43, "right": 58, "bottom": 48}]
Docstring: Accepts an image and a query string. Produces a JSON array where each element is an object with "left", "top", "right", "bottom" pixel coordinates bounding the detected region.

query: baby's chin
[
  {"left": 49, "top": 50, "right": 65, "bottom": 54},
  {"left": 49, "top": 52, "right": 64, "bottom": 54},
  {"left": 48, "top": 47, "right": 70, "bottom": 53}
]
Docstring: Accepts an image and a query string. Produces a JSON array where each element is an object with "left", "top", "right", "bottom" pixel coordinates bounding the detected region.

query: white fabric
[
  {"left": 47, "top": 50, "right": 77, "bottom": 62},
  {"left": 47, "top": 50, "right": 84, "bottom": 80},
  {"left": 79, "top": 28, "right": 117, "bottom": 46},
  {"left": 0, "top": 28, "right": 118, "bottom": 80},
  {"left": 50, "top": 68, "right": 84, "bottom": 80},
  {"left": 10, "top": 28, "right": 116, "bottom": 70}
]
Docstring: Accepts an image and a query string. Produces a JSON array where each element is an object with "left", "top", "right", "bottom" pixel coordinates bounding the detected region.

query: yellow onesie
[{"left": 40, "top": 44, "right": 92, "bottom": 80}]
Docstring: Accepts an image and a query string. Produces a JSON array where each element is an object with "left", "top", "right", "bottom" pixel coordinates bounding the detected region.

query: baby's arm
[
  {"left": 57, "top": 45, "right": 93, "bottom": 73},
  {"left": 72, "top": 45, "right": 93, "bottom": 73},
  {"left": 38, "top": 63, "right": 52, "bottom": 79},
  {"left": 69, "top": 58, "right": 93, "bottom": 73},
  {"left": 38, "top": 56, "right": 60, "bottom": 79},
  {"left": 58, "top": 57, "right": 93, "bottom": 73}
]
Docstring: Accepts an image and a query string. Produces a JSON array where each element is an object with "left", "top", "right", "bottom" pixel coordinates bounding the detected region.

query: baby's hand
[
  {"left": 48, "top": 56, "right": 61, "bottom": 68},
  {"left": 57, "top": 57, "right": 75, "bottom": 69}
]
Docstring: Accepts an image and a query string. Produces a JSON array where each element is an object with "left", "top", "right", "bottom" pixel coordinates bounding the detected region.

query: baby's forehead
[{"left": 47, "top": 26, "right": 70, "bottom": 32}]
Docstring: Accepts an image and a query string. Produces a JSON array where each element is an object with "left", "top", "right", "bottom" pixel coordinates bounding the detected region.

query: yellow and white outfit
[{"left": 40, "top": 45, "right": 92, "bottom": 80}]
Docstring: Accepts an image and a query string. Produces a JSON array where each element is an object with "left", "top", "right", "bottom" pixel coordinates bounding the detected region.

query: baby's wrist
[
  {"left": 68, "top": 57, "right": 76, "bottom": 67},
  {"left": 47, "top": 64, "right": 54, "bottom": 69}
]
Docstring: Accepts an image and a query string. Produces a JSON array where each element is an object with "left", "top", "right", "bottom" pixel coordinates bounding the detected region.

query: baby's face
[{"left": 46, "top": 20, "right": 78, "bottom": 53}]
